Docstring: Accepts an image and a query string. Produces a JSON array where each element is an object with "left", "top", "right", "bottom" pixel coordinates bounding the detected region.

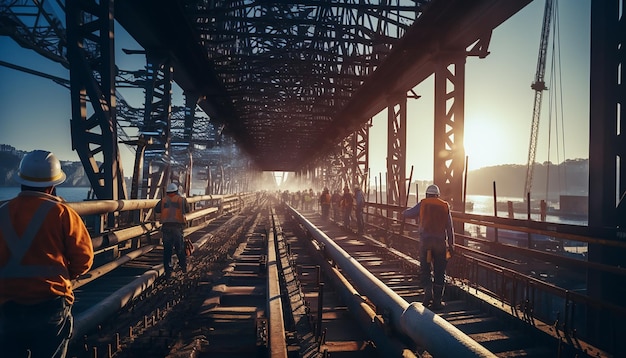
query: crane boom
[{"left": 523, "top": 0, "right": 554, "bottom": 199}]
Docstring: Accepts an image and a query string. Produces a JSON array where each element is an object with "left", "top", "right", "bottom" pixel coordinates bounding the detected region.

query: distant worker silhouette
[
  {"left": 402, "top": 184, "right": 455, "bottom": 310},
  {"left": 331, "top": 189, "right": 342, "bottom": 222},
  {"left": 340, "top": 186, "right": 354, "bottom": 229},
  {"left": 0, "top": 149, "right": 94, "bottom": 357},
  {"left": 155, "top": 183, "right": 188, "bottom": 277}
]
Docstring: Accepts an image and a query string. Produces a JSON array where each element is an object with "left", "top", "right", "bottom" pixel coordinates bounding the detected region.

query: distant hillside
[
  {"left": 0, "top": 149, "right": 90, "bottom": 187},
  {"left": 1, "top": 144, "right": 589, "bottom": 197},
  {"left": 465, "top": 158, "right": 588, "bottom": 199}
]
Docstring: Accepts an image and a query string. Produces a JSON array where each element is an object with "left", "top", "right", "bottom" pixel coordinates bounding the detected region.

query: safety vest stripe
[{"left": 0, "top": 199, "right": 66, "bottom": 278}]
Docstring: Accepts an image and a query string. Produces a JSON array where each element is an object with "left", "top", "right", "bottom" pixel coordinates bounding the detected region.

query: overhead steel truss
[
  {"left": 116, "top": 0, "right": 428, "bottom": 172},
  {"left": 0, "top": 0, "right": 247, "bottom": 200}
]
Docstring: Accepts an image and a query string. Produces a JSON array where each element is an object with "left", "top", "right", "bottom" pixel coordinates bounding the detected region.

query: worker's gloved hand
[{"left": 447, "top": 245, "right": 454, "bottom": 256}]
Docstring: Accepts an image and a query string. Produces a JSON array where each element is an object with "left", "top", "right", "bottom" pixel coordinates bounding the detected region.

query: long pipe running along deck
[{"left": 288, "top": 205, "right": 497, "bottom": 358}]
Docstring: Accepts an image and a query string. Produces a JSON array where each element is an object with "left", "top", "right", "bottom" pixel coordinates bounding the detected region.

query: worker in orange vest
[
  {"left": 402, "top": 184, "right": 455, "bottom": 310},
  {"left": 319, "top": 188, "right": 331, "bottom": 220},
  {"left": 0, "top": 150, "right": 94, "bottom": 357},
  {"left": 155, "top": 183, "right": 188, "bottom": 277}
]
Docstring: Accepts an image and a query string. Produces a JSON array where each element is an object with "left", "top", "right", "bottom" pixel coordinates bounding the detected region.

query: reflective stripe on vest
[
  {"left": 0, "top": 199, "right": 68, "bottom": 278},
  {"left": 161, "top": 195, "right": 185, "bottom": 223}
]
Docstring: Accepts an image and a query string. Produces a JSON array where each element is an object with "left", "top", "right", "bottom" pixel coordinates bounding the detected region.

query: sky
[{"left": 0, "top": 0, "right": 590, "bottom": 183}]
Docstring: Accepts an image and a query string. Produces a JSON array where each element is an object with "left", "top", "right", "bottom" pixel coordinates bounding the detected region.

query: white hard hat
[
  {"left": 166, "top": 183, "right": 179, "bottom": 193},
  {"left": 425, "top": 184, "right": 440, "bottom": 196},
  {"left": 14, "top": 150, "right": 66, "bottom": 187}
]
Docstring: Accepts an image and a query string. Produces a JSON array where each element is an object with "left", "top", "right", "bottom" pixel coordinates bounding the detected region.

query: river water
[
  {"left": 0, "top": 186, "right": 90, "bottom": 202},
  {"left": 0, "top": 188, "right": 586, "bottom": 226}
]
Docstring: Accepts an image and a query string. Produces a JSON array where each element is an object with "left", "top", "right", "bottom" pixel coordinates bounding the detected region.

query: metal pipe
[
  {"left": 91, "top": 222, "right": 159, "bottom": 250},
  {"left": 288, "top": 206, "right": 496, "bottom": 358},
  {"left": 307, "top": 237, "right": 417, "bottom": 357},
  {"left": 72, "top": 245, "right": 157, "bottom": 288},
  {"left": 184, "top": 206, "right": 218, "bottom": 221},
  {"left": 68, "top": 199, "right": 159, "bottom": 215},
  {"left": 72, "top": 267, "right": 162, "bottom": 341}
]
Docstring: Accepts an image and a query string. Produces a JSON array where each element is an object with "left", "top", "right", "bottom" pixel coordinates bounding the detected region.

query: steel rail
[{"left": 268, "top": 209, "right": 288, "bottom": 358}]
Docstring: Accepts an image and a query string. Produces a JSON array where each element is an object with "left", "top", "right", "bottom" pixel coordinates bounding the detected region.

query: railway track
[
  {"left": 67, "top": 204, "right": 261, "bottom": 357},
  {"left": 61, "top": 200, "right": 607, "bottom": 357}
]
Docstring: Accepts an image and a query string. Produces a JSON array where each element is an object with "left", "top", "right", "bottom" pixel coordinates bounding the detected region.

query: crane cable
[
  {"left": 524, "top": 0, "right": 563, "bottom": 201},
  {"left": 543, "top": 1, "right": 568, "bottom": 203}
]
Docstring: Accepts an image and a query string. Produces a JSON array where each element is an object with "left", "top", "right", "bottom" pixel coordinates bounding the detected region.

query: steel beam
[
  {"left": 353, "top": 122, "right": 370, "bottom": 190},
  {"left": 433, "top": 55, "right": 466, "bottom": 211},
  {"left": 587, "top": 0, "right": 626, "bottom": 348},
  {"left": 386, "top": 96, "right": 407, "bottom": 206},
  {"left": 141, "top": 52, "right": 173, "bottom": 199},
  {"left": 67, "top": 0, "right": 127, "bottom": 203}
]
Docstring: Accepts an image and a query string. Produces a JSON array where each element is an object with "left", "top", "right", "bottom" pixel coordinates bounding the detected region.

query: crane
[{"left": 523, "top": 0, "right": 555, "bottom": 199}]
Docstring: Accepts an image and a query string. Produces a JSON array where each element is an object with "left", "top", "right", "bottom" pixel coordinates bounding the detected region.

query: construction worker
[
  {"left": 402, "top": 184, "right": 455, "bottom": 310},
  {"left": 340, "top": 186, "right": 354, "bottom": 229},
  {"left": 155, "top": 183, "right": 188, "bottom": 277},
  {"left": 0, "top": 150, "right": 94, "bottom": 357},
  {"left": 319, "top": 188, "right": 331, "bottom": 220}
]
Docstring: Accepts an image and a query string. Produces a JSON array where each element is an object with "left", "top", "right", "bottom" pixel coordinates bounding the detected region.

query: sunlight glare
[{"left": 464, "top": 117, "right": 510, "bottom": 171}]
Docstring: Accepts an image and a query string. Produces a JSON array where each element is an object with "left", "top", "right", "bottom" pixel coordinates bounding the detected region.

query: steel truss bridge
[{"left": 1, "top": 0, "right": 625, "bottom": 352}]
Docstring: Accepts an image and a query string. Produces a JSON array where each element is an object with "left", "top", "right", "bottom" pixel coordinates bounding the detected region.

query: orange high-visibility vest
[
  {"left": 418, "top": 197, "right": 450, "bottom": 237},
  {"left": 161, "top": 194, "right": 185, "bottom": 224},
  {"left": 0, "top": 191, "right": 94, "bottom": 305}
]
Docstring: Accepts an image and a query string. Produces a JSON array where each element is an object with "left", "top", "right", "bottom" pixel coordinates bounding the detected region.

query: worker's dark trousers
[
  {"left": 162, "top": 225, "right": 187, "bottom": 273},
  {"left": 355, "top": 206, "right": 365, "bottom": 233},
  {"left": 0, "top": 296, "right": 72, "bottom": 357},
  {"left": 419, "top": 236, "right": 448, "bottom": 289}
]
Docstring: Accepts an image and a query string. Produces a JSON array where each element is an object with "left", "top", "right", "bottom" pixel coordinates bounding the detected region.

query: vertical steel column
[
  {"left": 316, "top": 156, "right": 333, "bottom": 191},
  {"left": 66, "top": 0, "right": 127, "bottom": 202},
  {"left": 183, "top": 93, "right": 200, "bottom": 195},
  {"left": 386, "top": 96, "right": 407, "bottom": 206},
  {"left": 141, "top": 52, "right": 173, "bottom": 200},
  {"left": 339, "top": 134, "right": 354, "bottom": 190},
  {"left": 587, "top": 0, "right": 626, "bottom": 346},
  {"left": 130, "top": 136, "right": 150, "bottom": 200},
  {"left": 353, "top": 123, "right": 370, "bottom": 190},
  {"left": 433, "top": 55, "right": 466, "bottom": 211},
  {"left": 324, "top": 145, "right": 345, "bottom": 192},
  {"left": 204, "top": 165, "right": 213, "bottom": 195}
]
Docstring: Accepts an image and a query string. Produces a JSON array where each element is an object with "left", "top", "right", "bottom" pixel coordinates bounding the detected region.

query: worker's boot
[
  {"left": 431, "top": 284, "right": 446, "bottom": 311},
  {"left": 422, "top": 286, "right": 433, "bottom": 307}
]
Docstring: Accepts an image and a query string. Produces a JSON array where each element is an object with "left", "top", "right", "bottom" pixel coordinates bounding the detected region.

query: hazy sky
[{"left": 0, "top": 0, "right": 590, "bottom": 183}]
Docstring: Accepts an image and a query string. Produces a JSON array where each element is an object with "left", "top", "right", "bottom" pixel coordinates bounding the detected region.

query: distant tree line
[
  {"left": 1, "top": 145, "right": 589, "bottom": 198},
  {"left": 464, "top": 159, "right": 589, "bottom": 199}
]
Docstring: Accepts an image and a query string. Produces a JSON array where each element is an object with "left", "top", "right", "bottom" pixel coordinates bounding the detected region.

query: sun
[{"left": 463, "top": 116, "right": 512, "bottom": 171}]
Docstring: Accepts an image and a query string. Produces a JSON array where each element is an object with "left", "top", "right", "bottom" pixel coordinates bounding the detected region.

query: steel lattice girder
[
  {"left": 115, "top": 0, "right": 430, "bottom": 171},
  {"left": 114, "top": 0, "right": 530, "bottom": 172}
]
